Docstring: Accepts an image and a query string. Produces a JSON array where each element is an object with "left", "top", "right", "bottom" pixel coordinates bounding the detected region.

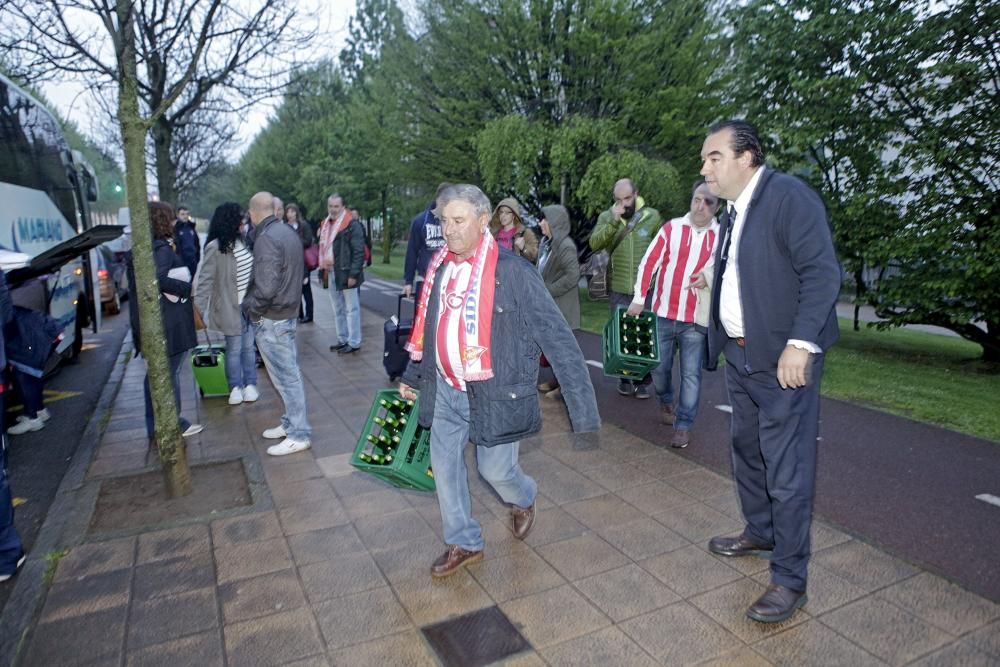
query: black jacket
[
  {"left": 706, "top": 168, "right": 840, "bottom": 372},
  {"left": 127, "top": 239, "right": 197, "bottom": 357},
  {"left": 332, "top": 218, "right": 365, "bottom": 290},
  {"left": 174, "top": 220, "right": 201, "bottom": 277},
  {"left": 401, "top": 250, "right": 600, "bottom": 447}
]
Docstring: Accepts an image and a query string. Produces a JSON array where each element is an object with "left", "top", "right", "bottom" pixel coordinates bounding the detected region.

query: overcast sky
[{"left": 39, "top": 0, "right": 357, "bottom": 160}]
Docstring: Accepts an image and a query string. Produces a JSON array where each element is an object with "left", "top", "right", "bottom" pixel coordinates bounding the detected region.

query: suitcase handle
[{"left": 394, "top": 293, "right": 416, "bottom": 344}]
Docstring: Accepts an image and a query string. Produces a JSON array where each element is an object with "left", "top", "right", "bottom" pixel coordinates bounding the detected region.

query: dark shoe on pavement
[
  {"left": 747, "top": 584, "right": 807, "bottom": 623},
  {"left": 617, "top": 379, "right": 633, "bottom": 396},
  {"left": 430, "top": 545, "right": 484, "bottom": 578},
  {"left": 511, "top": 504, "right": 536, "bottom": 540},
  {"left": 660, "top": 403, "right": 676, "bottom": 425},
  {"left": 330, "top": 342, "right": 348, "bottom": 352},
  {"left": 338, "top": 345, "right": 361, "bottom": 355},
  {"left": 300, "top": 317, "right": 313, "bottom": 323},
  {"left": 634, "top": 384, "right": 650, "bottom": 399},
  {"left": 708, "top": 533, "right": 774, "bottom": 558},
  {"left": 671, "top": 427, "right": 690, "bottom": 448}
]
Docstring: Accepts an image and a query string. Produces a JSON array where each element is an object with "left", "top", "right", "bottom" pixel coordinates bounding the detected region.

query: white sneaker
[
  {"left": 262, "top": 425, "right": 286, "bottom": 439},
  {"left": 7, "top": 416, "right": 45, "bottom": 435},
  {"left": 266, "top": 438, "right": 311, "bottom": 456},
  {"left": 181, "top": 423, "right": 204, "bottom": 437},
  {"left": 37, "top": 408, "right": 51, "bottom": 422},
  {"left": 0, "top": 554, "right": 26, "bottom": 583},
  {"left": 242, "top": 385, "right": 259, "bottom": 402},
  {"left": 228, "top": 387, "right": 244, "bottom": 405}
]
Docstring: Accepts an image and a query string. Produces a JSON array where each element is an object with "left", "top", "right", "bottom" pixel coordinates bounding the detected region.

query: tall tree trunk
[
  {"left": 117, "top": 1, "right": 191, "bottom": 498},
  {"left": 152, "top": 117, "right": 177, "bottom": 205}
]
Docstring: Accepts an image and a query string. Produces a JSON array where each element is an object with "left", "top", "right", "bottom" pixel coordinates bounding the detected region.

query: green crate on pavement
[
  {"left": 351, "top": 389, "right": 435, "bottom": 492},
  {"left": 602, "top": 305, "right": 660, "bottom": 379}
]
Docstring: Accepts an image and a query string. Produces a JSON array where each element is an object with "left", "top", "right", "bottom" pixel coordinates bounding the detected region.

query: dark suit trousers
[{"left": 724, "top": 339, "right": 823, "bottom": 592}]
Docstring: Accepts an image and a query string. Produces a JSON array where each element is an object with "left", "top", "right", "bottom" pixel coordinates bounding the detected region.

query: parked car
[{"left": 97, "top": 245, "right": 128, "bottom": 314}]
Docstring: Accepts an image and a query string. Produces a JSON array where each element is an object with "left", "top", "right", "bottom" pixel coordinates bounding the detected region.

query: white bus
[{"left": 0, "top": 73, "right": 122, "bottom": 361}]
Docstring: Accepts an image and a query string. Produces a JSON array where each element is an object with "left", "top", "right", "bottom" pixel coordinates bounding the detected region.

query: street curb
[{"left": 0, "top": 334, "right": 132, "bottom": 667}]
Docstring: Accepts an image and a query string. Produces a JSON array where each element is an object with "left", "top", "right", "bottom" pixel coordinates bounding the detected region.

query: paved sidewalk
[{"left": 11, "top": 287, "right": 1000, "bottom": 666}]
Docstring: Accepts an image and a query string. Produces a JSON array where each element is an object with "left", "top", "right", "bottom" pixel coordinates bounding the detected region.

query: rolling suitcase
[
  {"left": 383, "top": 293, "right": 414, "bottom": 382},
  {"left": 191, "top": 332, "right": 229, "bottom": 397}
]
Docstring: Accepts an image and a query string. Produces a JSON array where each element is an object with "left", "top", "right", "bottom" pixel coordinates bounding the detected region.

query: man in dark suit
[{"left": 701, "top": 120, "right": 841, "bottom": 623}]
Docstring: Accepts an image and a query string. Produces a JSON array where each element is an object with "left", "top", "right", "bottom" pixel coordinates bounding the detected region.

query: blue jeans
[
  {"left": 224, "top": 313, "right": 257, "bottom": 390},
  {"left": 11, "top": 370, "right": 44, "bottom": 418},
  {"left": 330, "top": 287, "right": 361, "bottom": 348},
  {"left": 144, "top": 350, "right": 192, "bottom": 438},
  {"left": 651, "top": 317, "right": 706, "bottom": 430},
  {"left": 431, "top": 373, "right": 536, "bottom": 551},
  {"left": 253, "top": 317, "right": 311, "bottom": 442},
  {"left": 0, "top": 393, "right": 25, "bottom": 574}
]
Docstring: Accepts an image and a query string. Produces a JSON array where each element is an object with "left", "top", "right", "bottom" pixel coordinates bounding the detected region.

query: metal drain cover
[{"left": 421, "top": 605, "right": 531, "bottom": 667}]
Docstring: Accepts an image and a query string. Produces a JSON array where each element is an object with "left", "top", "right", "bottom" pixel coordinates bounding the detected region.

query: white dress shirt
[{"left": 719, "top": 167, "right": 820, "bottom": 353}]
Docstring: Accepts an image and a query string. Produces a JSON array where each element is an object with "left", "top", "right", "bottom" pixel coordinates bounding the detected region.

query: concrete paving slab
[
  {"left": 126, "top": 587, "right": 218, "bottom": 650},
  {"left": 218, "top": 568, "right": 308, "bottom": 624},
  {"left": 534, "top": 532, "right": 629, "bottom": 581},
  {"left": 137, "top": 523, "right": 211, "bottom": 563},
  {"left": 132, "top": 550, "right": 215, "bottom": 601},
  {"left": 596, "top": 515, "right": 689, "bottom": 561},
  {"left": 210, "top": 510, "right": 283, "bottom": 548},
  {"left": 617, "top": 600, "right": 743, "bottom": 665},
  {"left": 876, "top": 571, "right": 1000, "bottom": 635},
  {"left": 820, "top": 596, "right": 955, "bottom": 665},
  {"left": 392, "top": 569, "right": 494, "bottom": 626},
  {"left": 327, "top": 630, "right": 437, "bottom": 667},
  {"left": 298, "top": 551, "right": 387, "bottom": 604},
  {"left": 286, "top": 524, "right": 366, "bottom": 566},
  {"left": 124, "top": 630, "right": 225, "bottom": 667},
  {"left": 752, "top": 620, "right": 887, "bottom": 666},
  {"left": 638, "top": 544, "right": 744, "bottom": 598},
  {"left": 540, "top": 626, "right": 659, "bottom": 667},
  {"left": 500, "top": 584, "right": 610, "bottom": 649},
  {"left": 224, "top": 607, "right": 325, "bottom": 667},
  {"left": 575, "top": 563, "right": 680, "bottom": 622},
  {"left": 214, "top": 536, "right": 293, "bottom": 584},
  {"left": 312, "top": 587, "right": 411, "bottom": 651}
]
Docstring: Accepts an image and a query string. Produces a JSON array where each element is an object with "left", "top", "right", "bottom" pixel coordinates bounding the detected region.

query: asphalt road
[
  {"left": 358, "top": 276, "right": 1000, "bottom": 602},
  {"left": 0, "top": 304, "right": 130, "bottom": 611}
]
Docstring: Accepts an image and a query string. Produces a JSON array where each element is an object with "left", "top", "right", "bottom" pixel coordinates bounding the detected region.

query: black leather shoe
[
  {"left": 708, "top": 533, "right": 774, "bottom": 558},
  {"left": 330, "top": 342, "right": 348, "bottom": 352},
  {"left": 338, "top": 345, "right": 360, "bottom": 355},
  {"left": 747, "top": 584, "right": 807, "bottom": 623}
]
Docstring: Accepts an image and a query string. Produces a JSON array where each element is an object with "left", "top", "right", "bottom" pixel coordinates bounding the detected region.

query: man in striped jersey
[{"left": 627, "top": 181, "right": 720, "bottom": 448}]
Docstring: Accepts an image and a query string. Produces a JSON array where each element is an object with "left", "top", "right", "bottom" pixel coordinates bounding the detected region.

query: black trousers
[
  {"left": 724, "top": 339, "right": 823, "bottom": 591},
  {"left": 300, "top": 270, "right": 314, "bottom": 320}
]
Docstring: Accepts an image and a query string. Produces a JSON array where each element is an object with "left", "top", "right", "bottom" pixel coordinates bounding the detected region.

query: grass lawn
[
  {"left": 579, "top": 289, "right": 1000, "bottom": 442},
  {"left": 365, "top": 243, "right": 407, "bottom": 282}
]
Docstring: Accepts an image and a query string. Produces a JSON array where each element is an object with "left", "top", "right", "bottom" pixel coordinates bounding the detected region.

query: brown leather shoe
[
  {"left": 430, "top": 545, "right": 484, "bottom": 578},
  {"left": 660, "top": 403, "right": 676, "bottom": 424},
  {"left": 511, "top": 504, "right": 536, "bottom": 540},
  {"left": 670, "top": 427, "right": 690, "bottom": 448},
  {"left": 747, "top": 584, "right": 808, "bottom": 623},
  {"left": 708, "top": 533, "right": 774, "bottom": 558}
]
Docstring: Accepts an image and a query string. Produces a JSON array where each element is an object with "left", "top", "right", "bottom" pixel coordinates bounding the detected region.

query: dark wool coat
[{"left": 402, "top": 250, "right": 600, "bottom": 447}]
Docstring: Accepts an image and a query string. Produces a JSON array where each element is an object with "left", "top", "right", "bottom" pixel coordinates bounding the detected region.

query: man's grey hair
[
  {"left": 434, "top": 184, "right": 492, "bottom": 219},
  {"left": 328, "top": 193, "right": 343, "bottom": 205}
]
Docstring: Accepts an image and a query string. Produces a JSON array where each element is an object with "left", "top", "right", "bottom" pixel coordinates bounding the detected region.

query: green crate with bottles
[
  {"left": 602, "top": 305, "right": 660, "bottom": 379},
  {"left": 350, "top": 390, "right": 435, "bottom": 491}
]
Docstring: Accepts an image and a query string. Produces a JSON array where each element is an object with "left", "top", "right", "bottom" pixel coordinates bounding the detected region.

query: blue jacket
[
  {"left": 706, "top": 168, "right": 840, "bottom": 372},
  {"left": 127, "top": 240, "right": 197, "bottom": 356},
  {"left": 403, "top": 204, "right": 446, "bottom": 286},
  {"left": 401, "top": 250, "right": 600, "bottom": 447},
  {"left": 6, "top": 306, "right": 60, "bottom": 377},
  {"left": 174, "top": 220, "right": 200, "bottom": 277}
]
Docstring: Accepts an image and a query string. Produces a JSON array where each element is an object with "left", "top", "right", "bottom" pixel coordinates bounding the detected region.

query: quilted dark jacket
[{"left": 401, "top": 250, "right": 600, "bottom": 447}]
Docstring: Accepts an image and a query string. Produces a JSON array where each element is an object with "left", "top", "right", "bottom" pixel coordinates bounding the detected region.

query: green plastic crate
[
  {"left": 602, "top": 306, "right": 660, "bottom": 379},
  {"left": 350, "top": 390, "right": 435, "bottom": 492}
]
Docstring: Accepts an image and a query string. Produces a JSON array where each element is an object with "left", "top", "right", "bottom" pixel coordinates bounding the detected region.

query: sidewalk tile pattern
[{"left": 17, "top": 290, "right": 1000, "bottom": 666}]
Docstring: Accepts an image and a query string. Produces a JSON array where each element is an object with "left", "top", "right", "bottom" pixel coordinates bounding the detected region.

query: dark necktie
[
  {"left": 712, "top": 207, "right": 737, "bottom": 325},
  {"left": 718, "top": 206, "right": 737, "bottom": 277}
]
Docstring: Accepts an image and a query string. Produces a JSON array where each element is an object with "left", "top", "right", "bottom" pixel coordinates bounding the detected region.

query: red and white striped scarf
[{"left": 406, "top": 232, "right": 498, "bottom": 383}]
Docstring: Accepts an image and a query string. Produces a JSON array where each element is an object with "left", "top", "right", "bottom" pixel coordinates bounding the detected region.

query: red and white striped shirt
[
  {"left": 435, "top": 256, "right": 475, "bottom": 391},
  {"left": 632, "top": 214, "right": 719, "bottom": 323}
]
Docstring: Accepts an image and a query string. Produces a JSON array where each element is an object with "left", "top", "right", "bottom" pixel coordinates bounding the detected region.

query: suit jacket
[{"left": 706, "top": 168, "right": 840, "bottom": 373}]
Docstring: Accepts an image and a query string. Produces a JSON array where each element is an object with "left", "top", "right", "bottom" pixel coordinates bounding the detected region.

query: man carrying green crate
[
  {"left": 588, "top": 178, "right": 662, "bottom": 399},
  {"left": 626, "top": 181, "right": 720, "bottom": 448},
  {"left": 398, "top": 184, "right": 601, "bottom": 579}
]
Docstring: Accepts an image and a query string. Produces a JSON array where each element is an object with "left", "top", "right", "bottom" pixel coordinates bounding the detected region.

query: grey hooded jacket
[{"left": 540, "top": 204, "right": 581, "bottom": 330}]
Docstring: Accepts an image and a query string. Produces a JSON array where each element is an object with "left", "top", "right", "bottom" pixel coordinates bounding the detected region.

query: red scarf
[{"left": 406, "top": 233, "right": 498, "bottom": 381}]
